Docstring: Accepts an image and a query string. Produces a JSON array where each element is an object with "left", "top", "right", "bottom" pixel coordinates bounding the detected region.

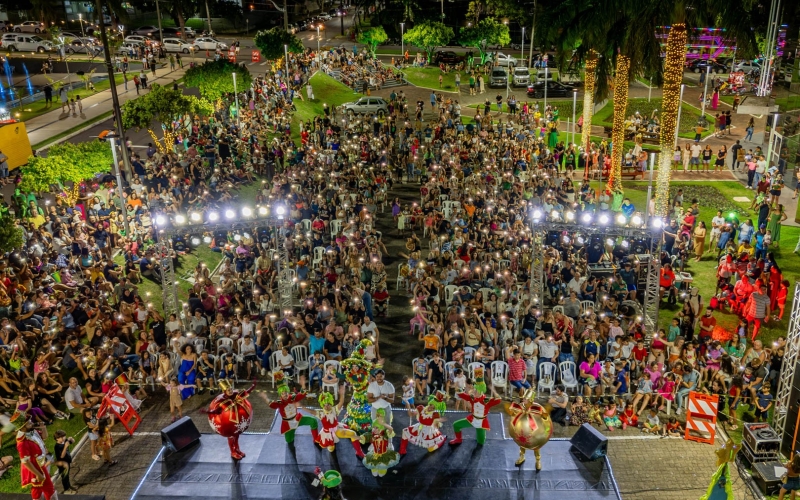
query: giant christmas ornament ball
[
  {"left": 207, "top": 392, "right": 253, "bottom": 437},
  {"left": 508, "top": 402, "right": 553, "bottom": 451}
]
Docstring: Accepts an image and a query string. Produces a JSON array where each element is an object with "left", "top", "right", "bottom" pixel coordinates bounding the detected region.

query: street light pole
[
  {"left": 441, "top": 0, "right": 444, "bottom": 20},
  {"left": 528, "top": 0, "right": 536, "bottom": 68},
  {"left": 701, "top": 64, "right": 710, "bottom": 116},
  {"left": 155, "top": 0, "right": 164, "bottom": 51},
  {"left": 317, "top": 26, "right": 320, "bottom": 59},
  {"left": 521, "top": 27, "right": 525, "bottom": 62},
  {"left": 107, "top": 135, "right": 131, "bottom": 236},
  {"left": 572, "top": 89, "right": 577, "bottom": 146},
  {"left": 205, "top": 0, "right": 213, "bottom": 34},
  {"left": 400, "top": 23, "right": 404, "bottom": 61},
  {"left": 673, "top": 83, "right": 685, "bottom": 147},
  {"left": 544, "top": 66, "right": 548, "bottom": 109},
  {"left": 78, "top": 14, "right": 86, "bottom": 39},
  {"left": 284, "top": 44, "right": 290, "bottom": 81},
  {"left": 58, "top": 37, "right": 72, "bottom": 92},
  {"left": 766, "top": 113, "right": 779, "bottom": 166}
]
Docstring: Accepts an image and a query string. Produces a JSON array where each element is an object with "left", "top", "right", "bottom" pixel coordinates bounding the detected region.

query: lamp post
[
  {"left": 521, "top": 27, "right": 525, "bottom": 62},
  {"left": 543, "top": 66, "right": 548, "bottom": 109},
  {"left": 572, "top": 88, "right": 577, "bottom": 146},
  {"left": 766, "top": 112, "right": 779, "bottom": 167},
  {"left": 701, "top": 64, "right": 710, "bottom": 116},
  {"left": 673, "top": 84, "right": 685, "bottom": 147},
  {"left": 107, "top": 135, "right": 131, "bottom": 236},
  {"left": 440, "top": 0, "right": 444, "bottom": 20},
  {"left": 400, "top": 23, "right": 404, "bottom": 61},
  {"left": 317, "top": 26, "right": 320, "bottom": 60},
  {"left": 58, "top": 37, "right": 72, "bottom": 91},
  {"left": 155, "top": 0, "right": 164, "bottom": 51},
  {"left": 528, "top": 0, "right": 536, "bottom": 68},
  {"left": 205, "top": 0, "right": 213, "bottom": 35},
  {"left": 284, "top": 44, "right": 290, "bottom": 81},
  {"left": 232, "top": 72, "right": 241, "bottom": 129},
  {"left": 78, "top": 14, "right": 86, "bottom": 39}
]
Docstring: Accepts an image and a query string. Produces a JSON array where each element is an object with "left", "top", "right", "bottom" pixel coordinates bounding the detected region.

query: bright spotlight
[
  {"left": 233, "top": 234, "right": 242, "bottom": 241},
  {"left": 155, "top": 215, "right": 166, "bottom": 226},
  {"left": 565, "top": 211, "right": 575, "bottom": 221},
  {"left": 652, "top": 218, "right": 663, "bottom": 229},
  {"left": 190, "top": 212, "right": 202, "bottom": 222},
  {"left": 191, "top": 237, "right": 201, "bottom": 246},
  {"left": 550, "top": 210, "right": 559, "bottom": 220},
  {"left": 621, "top": 240, "right": 630, "bottom": 248},
  {"left": 258, "top": 206, "right": 268, "bottom": 216},
  {"left": 208, "top": 212, "right": 219, "bottom": 222},
  {"left": 616, "top": 214, "right": 627, "bottom": 225},
  {"left": 225, "top": 209, "right": 235, "bottom": 219},
  {"left": 175, "top": 214, "right": 186, "bottom": 225},
  {"left": 606, "top": 238, "right": 615, "bottom": 246},
  {"left": 599, "top": 214, "right": 610, "bottom": 225},
  {"left": 631, "top": 215, "right": 642, "bottom": 226},
  {"left": 275, "top": 205, "right": 286, "bottom": 216},
  {"left": 532, "top": 209, "right": 543, "bottom": 220},
  {"left": 203, "top": 235, "right": 212, "bottom": 243},
  {"left": 581, "top": 213, "right": 592, "bottom": 224},
  {"left": 242, "top": 207, "right": 253, "bottom": 217}
]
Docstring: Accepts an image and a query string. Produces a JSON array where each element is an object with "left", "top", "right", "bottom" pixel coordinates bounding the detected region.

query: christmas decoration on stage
[
  {"left": 473, "top": 365, "right": 487, "bottom": 395},
  {"left": 505, "top": 389, "right": 553, "bottom": 469},
  {"left": 428, "top": 390, "right": 447, "bottom": 414},
  {"left": 268, "top": 371, "right": 319, "bottom": 444},
  {"left": 206, "top": 379, "right": 257, "bottom": 460},
  {"left": 339, "top": 339, "right": 377, "bottom": 436},
  {"left": 655, "top": 23, "right": 687, "bottom": 216},
  {"left": 361, "top": 408, "right": 399, "bottom": 477},
  {"left": 609, "top": 53, "right": 631, "bottom": 193},
  {"left": 313, "top": 467, "right": 346, "bottom": 500},
  {"left": 700, "top": 439, "right": 738, "bottom": 500},
  {"left": 581, "top": 50, "right": 599, "bottom": 156},
  {"left": 449, "top": 389, "right": 502, "bottom": 446},
  {"left": 315, "top": 392, "right": 365, "bottom": 458},
  {"left": 399, "top": 401, "right": 446, "bottom": 455}
]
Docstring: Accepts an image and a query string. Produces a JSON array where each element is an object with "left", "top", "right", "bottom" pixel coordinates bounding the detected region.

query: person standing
[
  {"left": 367, "top": 369, "right": 395, "bottom": 425},
  {"left": 43, "top": 84, "right": 53, "bottom": 106},
  {"left": 53, "top": 429, "right": 78, "bottom": 495},
  {"left": 12, "top": 411, "right": 56, "bottom": 500},
  {"left": 745, "top": 283, "right": 770, "bottom": 340},
  {"left": 454, "top": 71, "right": 461, "bottom": 94},
  {"left": 59, "top": 86, "right": 69, "bottom": 112}
]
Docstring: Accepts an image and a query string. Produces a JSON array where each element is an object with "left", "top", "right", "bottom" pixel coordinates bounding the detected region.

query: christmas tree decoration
[
  {"left": 581, "top": 51, "right": 598, "bottom": 152},
  {"left": 609, "top": 54, "right": 631, "bottom": 193},
  {"left": 340, "top": 339, "right": 377, "bottom": 436}
]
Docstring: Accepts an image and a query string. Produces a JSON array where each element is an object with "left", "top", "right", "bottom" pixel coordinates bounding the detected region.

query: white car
[
  {"left": 117, "top": 42, "right": 141, "bottom": 55},
  {"left": 488, "top": 51, "right": 518, "bottom": 67},
  {"left": 4, "top": 35, "right": 54, "bottom": 52},
  {"left": 733, "top": 60, "right": 762, "bottom": 73},
  {"left": 125, "top": 35, "right": 158, "bottom": 47},
  {"left": 161, "top": 37, "right": 193, "bottom": 53},
  {"left": 14, "top": 21, "right": 45, "bottom": 33},
  {"left": 318, "top": 13, "right": 332, "bottom": 20},
  {"left": 65, "top": 37, "right": 103, "bottom": 55},
  {"left": 193, "top": 37, "right": 227, "bottom": 51},
  {"left": 341, "top": 97, "right": 389, "bottom": 116}
]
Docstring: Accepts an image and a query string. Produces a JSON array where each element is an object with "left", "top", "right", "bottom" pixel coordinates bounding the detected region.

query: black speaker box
[
  {"left": 752, "top": 460, "right": 785, "bottom": 496},
  {"left": 161, "top": 416, "right": 201, "bottom": 453},
  {"left": 570, "top": 423, "right": 608, "bottom": 460}
]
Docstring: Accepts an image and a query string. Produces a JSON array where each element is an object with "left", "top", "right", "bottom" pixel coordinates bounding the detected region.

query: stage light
[
  {"left": 621, "top": 240, "right": 630, "bottom": 248},
  {"left": 190, "top": 212, "right": 202, "bottom": 222},
  {"left": 155, "top": 215, "right": 166, "bottom": 226},
  {"left": 175, "top": 214, "right": 187, "bottom": 225},
  {"left": 550, "top": 210, "right": 560, "bottom": 220},
  {"left": 276, "top": 205, "right": 286, "bottom": 217},
  {"left": 242, "top": 207, "right": 253, "bottom": 217},
  {"left": 581, "top": 213, "right": 592, "bottom": 224},
  {"left": 652, "top": 218, "right": 663, "bottom": 228},
  {"left": 225, "top": 209, "right": 236, "bottom": 219},
  {"left": 562, "top": 235, "right": 571, "bottom": 244},
  {"left": 576, "top": 236, "right": 585, "bottom": 245},
  {"left": 208, "top": 211, "right": 220, "bottom": 222},
  {"left": 606, "top": 238, "right": 615, "bottom": 246},
  {"left": 172, "top": 235, "right": 186, "bottom": 252},
  {"left": 258, "top": 206, "right": 269, "bottom": 216},
  {"left": 599, "top": 214, "right": 610, "bottom": 225},
  {"left": 203, "top": 235, "right": 212, "bottom": 244},
  {"left": 631, "top": 215, "right": 643, "bottom": 226},
  {"left": 616, "top": 214, "right": 627, "bottom": 225},
  {"left": 565, "top": 211, "right": 575, "bottom": 221},
  {"left": 190, "top": 236, "right": 202, "bottom": 247},
  {"left": 233, "top": 233, "right": 242, "bottom": 241},
  {"left": 532, "top": 209, "right": 543, "bottom": 221}
]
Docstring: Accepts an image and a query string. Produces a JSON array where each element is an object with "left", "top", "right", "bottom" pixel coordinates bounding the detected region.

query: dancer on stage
[
  {"left": 269, "top": 372, "right": 319, "bottom": 444},
  {"left": 313, "top": 467, "right": 346, "bottom": 500},
  {"left": 12, "top": 411, "right": 56, "bottom": 500},
  {"left": 448, "top": 388, "right": 502, "bottom": 445},
  {"left": 206, "top": 379, "right": 257, "bottom": 460},
  {"left": 361, "top": 408, "right": 399, "bottom": 477},
  {"left": 316, "top": 392, "right": 365, "bottom": 458},
  {"left": 506, "top": 389, "right": 553, "bottom": 469},
  {"left": 399, "top": 399, "right": 446, "bottom": 455}
]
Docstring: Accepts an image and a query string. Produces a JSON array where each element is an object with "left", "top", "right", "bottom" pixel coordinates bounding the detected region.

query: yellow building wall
[{"left": 0, "top": 122, "right": 33, "bottom": 170}]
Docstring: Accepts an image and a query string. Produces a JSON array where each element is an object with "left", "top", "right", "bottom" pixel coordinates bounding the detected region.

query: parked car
[
  {"left": 687, "top": 59, "right": 727, "bottom": 74},
  {"left": 526, "top": 80, "right": 574, "bottom": 97},
  {"left": 161, "top": 37, "right": 193, "bottom": 53},
  {"left": 341, "top": 97, "right": 389, "bottom": 116},
  {"left": 318, "top": 13, "right": 332, "bottom": 21},
  {"left": 433, "top": 51, "right": 462, "bottom": 65},
  {"left": 0, "top": 21, "right": 7, "bottom": 32},
  {"left": 132, "top": 25, "right": 160, "bottom": 36},
  {"left": 193, "top": 37, "right": 227, "bottom": 51},
  {"left": 733, "top": 60, "right": 762, "bottom": 73},
  {"left": 487, "top": 51, "right": 518, "bottom": 67},
  {"left": 14, "top": 21, "right": 45, "bottom": 33},
  {"left": 489, "top": 67, "right": 508, "bottom": 88},
  {"left": 117, "top": 42, "right": 142, "bottom": 55},
  {"left": 125, "top": 35, "right": 158, "bottom": 47},
  {"left": 65, "top": 38, "right": 103, "bottom": 55},
  {"left": 2, "top": 33, "right": 19, "bottom": 45},
  {"left": 4, "top": 35, "right": 54, "bottom": 52},
  {"left": 512, "top": 66, "right": 531, "bottom": 87}
]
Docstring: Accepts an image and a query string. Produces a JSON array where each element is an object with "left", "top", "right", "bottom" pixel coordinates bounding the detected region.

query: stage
[{"left": 130, "top": 410, "right": 621, "bottom": 500}]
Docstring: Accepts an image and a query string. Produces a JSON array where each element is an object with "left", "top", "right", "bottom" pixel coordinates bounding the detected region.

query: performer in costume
[
  {"left": 313, "top": 467, "right": 346, "bottom": 500},
  {"left": 506, "top": 389, "right": 553, "bottom": 469},
  {"left": 428, "top": 390, "right": 447, "bottom": 414},
  {"left": 206, "top": 379, "right": 257, "bottom": 460},
  {"left": 12, "top": 411, "right": 57, "bottom": 500},
  {"left": 268, "top": 371, "right": 319, "bottom": 444},
  {"left": 700, "top": 439, "right": 738, "bottom": 500},
  {"left": 399, "top": 399, "right": 446, "bottom": 455},
  {"left": 361, "top": 409, "right": 399, "bottom": 477},
  {"left": 472, "top": 366, "right": 487, "bottom": 395},
  {"left": 449, "top": 388, "right": 502, "bottom": 445},
  {"left": 315, "top": 392, "right": 365, "bottom": 458}
]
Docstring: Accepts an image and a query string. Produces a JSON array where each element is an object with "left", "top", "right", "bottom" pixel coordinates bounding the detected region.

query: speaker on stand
[
  {"left": 161, "top": 416, "right": 201, "bottom": 453},
  {"left": 569, "top": 423, "right": 608, "bottom": 461}
]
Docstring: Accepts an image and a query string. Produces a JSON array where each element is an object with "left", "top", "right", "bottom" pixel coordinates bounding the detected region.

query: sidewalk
[{"left": 24, "top": 63, "right": 190, "bottom": 147}]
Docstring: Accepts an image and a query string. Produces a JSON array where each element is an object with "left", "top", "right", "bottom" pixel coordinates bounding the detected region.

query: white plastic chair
[
  {"left": 580, "top": 300, "right": 596, "bottom": 314},
  {"left": 312, "top": 246, "right": 326, "bottom": 267},
  {"left": 463, "top": 347, "right": 475, "bottom": 365},
  {"left": 498, "top": 259, "right": 511, "bottom": 270},
  {"left": 537, "top": 361, "right": 557, "bottom": 395},
  {"left": 467, "top": 361, "right": 484, "bottom": 382},
  {"left": 444, "top": 285, "right": 459, "bottom": 304},
  {"left": 330, "top": 219, "right": 343, "bottom": 236},
  {"left": 559, "top": 361, "right": 579, "bottom": 394},
  {"left": 300, "top": 219, "right": 312, "bottom": 232},
  {"left": 552, "top": 305, "right": 564, "bottom": 315},
  {"left": 453, "top": 259, "right": 466, "bottom": 269},
  {"left": 396, "top": 262, "right": 409, "bottom": 291},
  {"left": 269, "top": 351, "right": 281, "bottom": 388},
  {"left": 479, "top": 288, "right": 494, "bottom": 302},
  {"left": 216, "top": 337, "right": 234, "bottom": 356},
  {"left": 321, "top": 359, "right": 341, "bottom": 400},
  {"left": 291, "top": 345, "right": 310, "bottom": 384},
  {"left": 193, "top": 337, "right": 206, "bottom": 353},
  {"left": 491, "top": 360, "right": 509, "bottom": 398}
]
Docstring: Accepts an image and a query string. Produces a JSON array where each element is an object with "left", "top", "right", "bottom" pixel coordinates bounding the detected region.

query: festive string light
[
  {"left": 656, "top": 24, "right": 687, "bottom": 216},
  {"left": 581, "top": 51, "right": 598, "bottom": 152},
  {"left": 609, "top": 55, "right": 630, "bottom": 193}
]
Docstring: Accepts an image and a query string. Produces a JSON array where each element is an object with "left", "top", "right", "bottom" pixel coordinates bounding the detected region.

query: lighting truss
[{"left": 774, "top": 284, "right": 800, "bottom": 443}]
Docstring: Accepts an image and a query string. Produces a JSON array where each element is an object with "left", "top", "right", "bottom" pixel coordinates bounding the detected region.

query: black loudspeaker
[
  {"left": 569, "top": 423, "right": 608, "bottom": 460},
  {"left": 752, "top": 460, "right": 785, "bottom": 496},
  {"left": 161, "top": 416, "right": 201, "bottom": 453}
]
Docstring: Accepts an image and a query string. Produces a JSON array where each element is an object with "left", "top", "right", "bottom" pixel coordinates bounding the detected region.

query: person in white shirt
[
  {"left": 241, "top": 317, "right": 256, "bottom": 338},
  {"left": 367, "top": 369, "right": 395, "bottom": 424},
  {"left": 166, "top": 313, "right": 181, "bottom": 334},
  {"left": 709, "top": 210, "right": 726, "bottom": 248},
  {"left": 360, "top": 317, "right": 379, "bottom": 339}
]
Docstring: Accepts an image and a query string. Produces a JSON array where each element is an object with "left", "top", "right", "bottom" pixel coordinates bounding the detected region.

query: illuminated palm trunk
[
  {"left": 655, "top": 24, "right": 687, "bottom": 216},
  {"left": 609, "top": 55, "right": 630, "bottom": 192},
  {"left": 581, "top": 51, "right": 598, "bottom": 153}
]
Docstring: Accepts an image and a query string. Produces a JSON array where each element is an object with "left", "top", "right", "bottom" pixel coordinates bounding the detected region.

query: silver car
[
  {"left": 341, "top": 97, "right": 389, "bottom": 116},
  {"left": 489, "top": 68, "right": 508, "bottom": 88},
  {"left": 512, "top": 66, "right": 530, "bottom": 87},
  {"left": 65, "top": 38, "right": 103, "bottom": 55}
]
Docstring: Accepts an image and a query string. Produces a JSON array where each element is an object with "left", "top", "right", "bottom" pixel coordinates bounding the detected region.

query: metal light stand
[
  {"left": 642, "top": 234, "right": 662, "bottom": 338},
  {"left": 153, "top": 236, "right": 180, "bottom": 320},
  {"left": 774, "top": 284, "right": 800, "bottom": 442}
]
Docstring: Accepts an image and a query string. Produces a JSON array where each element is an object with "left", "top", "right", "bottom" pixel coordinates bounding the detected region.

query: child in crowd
[
  {"left": 402, "top": 376, "right": 415, "bottom": 416},
  {"left": 53, "top": 429, "right": 78, "bottom": 495},
  {"left": 603, "top": 401, "right": 622, "bottom": 431},
  {"left": 83, "top": 408, "right": 100, "bottom": 461},
  {"left": 570, "top": 396, "right": 589, "bottom": 426},
  {"left": 653, "top": 372, "right": 677, "bottom": 413},
  {"left": 661, "top": 416, "right": 683, "bottom": 438},
  {"left": 588, "top": 401, "right": 604, "bottom": 426},
  {"left": 755, "top": 383, "right": 774, "bottom": 423},
  {"left": 452, "top": 368, "right": 468, "bottom": 410},
  {"left": 308, "top": 352, "right": 325, "bottom": 390},
  {"left": 218, "top": 354, "right": 236, "bottom": 381},
  {"left": 619, "top": 403, "right": 638, "bottom": 429},
  {"left": 164, "top": 377, "right": 187, "bottom": 423},
  {"left": 321, "top": 364, "right": 338, "bottom": 390},
  {"left": 642, "top": 408, "right": 660, "bottom": 434}
]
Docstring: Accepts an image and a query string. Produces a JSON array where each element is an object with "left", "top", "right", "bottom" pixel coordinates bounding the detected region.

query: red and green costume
[
  {"left": 268, "top": 375, "right": 318, "bottom": 443},
  {"left": 449, "top": 393, "right": 502, "bottom": 445}
]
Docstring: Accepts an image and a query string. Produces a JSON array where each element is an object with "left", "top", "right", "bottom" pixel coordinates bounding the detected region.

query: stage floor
[{"left": 131, "top": 410, "right": 621, "bottom": 500}]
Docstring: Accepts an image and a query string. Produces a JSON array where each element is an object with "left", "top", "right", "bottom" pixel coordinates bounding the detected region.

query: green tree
[
  {"left": 20, "top": 141, "right": 113, "bottom": 193},
  {"left": 253, "top": 27, "right": 304, "bottom": 61},
  {"left": 121, "top": 83, "right": 198, "bottom": 131},
  {"left": 402, "top": 21, "right": 453, "bottom": 63},
  {"left": 184, "top": 60, "right": 253, "bottom": 101},
  {"left": 458, "top": 18, "right": 510, "bottom": 64},
  {"left": 0, "top": 216, "right": 23, "bottom": 254},
  {"left": 356, "top": 26, "right": 388, "bottom": 58}
]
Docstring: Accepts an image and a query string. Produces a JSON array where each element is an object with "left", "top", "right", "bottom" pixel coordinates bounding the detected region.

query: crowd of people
[{"left": 0, "top": 41, "right": 795, "bottom": 497}]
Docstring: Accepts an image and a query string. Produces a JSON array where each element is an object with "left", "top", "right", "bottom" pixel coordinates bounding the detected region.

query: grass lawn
[
  {"left": 593, "top": 180, "right": 800, "bottom": 346},
  {"left": 591, "top": 98, "right": 715, "bottom": 140},
  {"left": 32, "top": 110, "right": 113, "bottom": 150},
  {"left": 16, "top": 73, "right": 125, "bottom": 123},
  {"left": 774, "top": 94, "right": 800, "bottom": 112},
  {"left": 288, "top": 71, "right": 362, "bottom": 143},
  {"left": 467, "top": 99, "right": 585, "bottom": 121},
  {"left": 398, "top": 66, "right": 459, "bottom": 91}
]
